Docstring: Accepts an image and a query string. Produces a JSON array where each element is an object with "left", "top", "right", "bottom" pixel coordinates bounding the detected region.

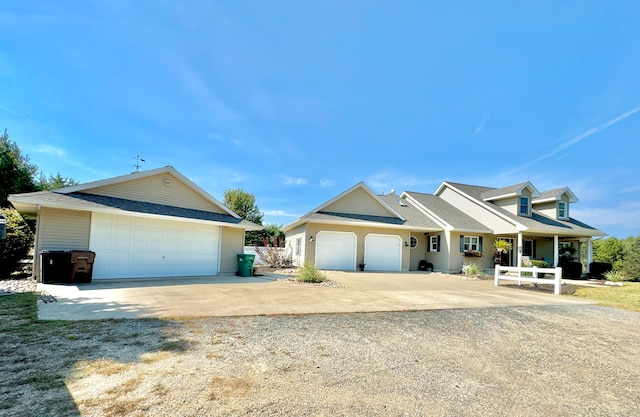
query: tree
[
  {"left": 0, "top": 129, "right": 38, "bottom": 207},
  {"left": 223, "top": 188, "right": 263, "bottom": 225},
  {"left": 593, "top": 237, "right": 625, "bottom": 271},
  {"left": 621, "top": 237, "right": 640, "bottom": 280},
  {"left": 245, "top": 223, "right": 285, "bottom": 247},
  {"left": 0, "top": 207, "right": 35, "bottom": 277},
  {"left": 36, "top": 172, "right": 79, "bottom": 190}
]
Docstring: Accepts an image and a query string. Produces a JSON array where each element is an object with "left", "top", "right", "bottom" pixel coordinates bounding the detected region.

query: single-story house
[
  {"left": 9, "top": 166, "right": 262, "bottom": 281},
  {"left": 283, "top": 181, "right": 605, "bottom": 274}
]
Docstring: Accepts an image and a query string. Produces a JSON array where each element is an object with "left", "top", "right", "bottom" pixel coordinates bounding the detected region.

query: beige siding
[
  {"left": 423, "top": 232, "right": 449, "bottom": 272},
  {"left": 85, "top": 173, "right": 226, "bottom": 213},
  {"left": 40, "top": 207, "right": 91, "bottom": 251},
  {"left": 494, "top": 198, "right": 517, "bottom": 215},
  {"left": 219, "top": 227, "right": 244, "bottom": 274},
  {"left": 439, "top": 187, "right": 515, "bottom": 234},
  {"left": 409, "top": 233, "right": 427, "bottom": 270},
  {"left": 324, "top": 188, "right": 396, "bottom": 217},
  {"left": 304, "top": 223, "right": 411, "bottom": 271},
  {"left": 535, "top": 201, "right": 557, "bottom": 218},
  {"left": 284, "top": 226, "right": 307, "bottom": 267},
  {"left": 449, "top": 232, "right": 495, "bottom": 273}
]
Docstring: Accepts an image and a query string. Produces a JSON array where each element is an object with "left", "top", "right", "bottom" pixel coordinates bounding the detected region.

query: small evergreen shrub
[
  {"left": 296, "top": 263, "right": 326, "bottom": 283},
  {"left": 530, "top": 260, "right": 548, "bottom": 268},
  {"left": 462, "top": 263, "right": 482, "bottom": 276}
]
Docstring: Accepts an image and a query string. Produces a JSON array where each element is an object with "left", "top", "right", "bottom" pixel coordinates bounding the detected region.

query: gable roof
[
  {"left": 437, "top": 182, "right": 605, "bottom": 237},
  {"left": 402, "top": 191, "right": 492, "bottom": 233},
  {"left": 56, "top": 166, "right": 239, "bottom": 218},
  {"left": 533, "top": 187, "right": 579, "bottom": 204},
  {"left": 480, "top": 181, "right": 541, "bottom": 201},
  {"left": 283, "top": 183, "right": 441, "bottom": 232},
  {"left": 8, "top": 167, "right": 262, "bottom": 230}
]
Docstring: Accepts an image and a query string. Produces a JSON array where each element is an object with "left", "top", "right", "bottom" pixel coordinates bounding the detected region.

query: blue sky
[{"left": 2, "top": 1, "right": 639, "bottom": 238}]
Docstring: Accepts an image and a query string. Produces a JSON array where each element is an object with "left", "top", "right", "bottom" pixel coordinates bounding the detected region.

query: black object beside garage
[{"left": 40, "top": 250, "right": 96, "bottom": 284}]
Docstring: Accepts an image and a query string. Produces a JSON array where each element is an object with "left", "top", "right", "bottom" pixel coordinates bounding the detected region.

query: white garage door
[
  {"left": 89, "top": 212, "right": 219, "bottom": 279},
  {"left": 315, "top": 231, "right": 356, "bottom": 271},
  {"left": 364, "top": 234, "right": 402, "bottom": 271}
]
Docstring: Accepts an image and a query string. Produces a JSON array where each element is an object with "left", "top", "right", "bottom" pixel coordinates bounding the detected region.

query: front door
[{"left": 498, "top": 238, "right": 516, "bottom": 266}]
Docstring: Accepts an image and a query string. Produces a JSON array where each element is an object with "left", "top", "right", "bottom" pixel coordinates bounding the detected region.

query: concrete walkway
[{"left": 37, "top": 271, "right": 593, "bottom": 320}]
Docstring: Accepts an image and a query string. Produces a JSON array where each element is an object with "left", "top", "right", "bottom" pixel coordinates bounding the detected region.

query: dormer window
[
  {"left": 558, "top": 201, "right": 568, "bottom": 220},
  {"left": 519, "top": 196, "right": 530, "bottom": 216}
]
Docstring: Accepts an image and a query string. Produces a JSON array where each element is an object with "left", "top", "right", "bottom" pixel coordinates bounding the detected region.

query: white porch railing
[{"left": 494, "top": 265, "right": 563, "bottom": 295}]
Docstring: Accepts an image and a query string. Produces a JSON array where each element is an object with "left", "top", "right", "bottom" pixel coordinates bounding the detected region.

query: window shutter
[
  {"left": 437, "top": 235, "right": 441, "bottom": 252},
  {"left": 427, "top": 236, "right": 431, "bottom": 252},
  {"left": 460, "top": 235, "right": 465, "bottom": 252},
  {"left": 479, "top": 237, "right": 483, "bottom": 252},
  {"left": 533, "top": 240, "right": 537, "bottom": 258}
]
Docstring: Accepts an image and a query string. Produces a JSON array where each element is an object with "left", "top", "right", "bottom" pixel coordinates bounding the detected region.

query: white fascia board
[
  {"left": 299, "top": 182, "right": 406, "bottom": 221},
  {"left": 55, "top": 166, "right": 240, "bottom": 219},
  {"left": 304, "top": 218, "right": 439, "bottom": 232},
  {"left": 283, "top": 218, "right": 308, "bottom": 232}
]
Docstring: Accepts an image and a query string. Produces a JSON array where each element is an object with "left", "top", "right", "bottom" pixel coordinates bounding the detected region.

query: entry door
[{"left": 498, "top": 238, "right": 515, "bottom": 266}]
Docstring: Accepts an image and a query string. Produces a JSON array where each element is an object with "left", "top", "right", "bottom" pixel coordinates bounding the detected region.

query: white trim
[
  {"left": 284, "top": 217, "right": 438, "bottom": 232},
  {"left": 55, "top": 166, "right": 240, "bottom": 219},
  {"left": 297, "top": 182, "right": 406, "bottom": 221}
]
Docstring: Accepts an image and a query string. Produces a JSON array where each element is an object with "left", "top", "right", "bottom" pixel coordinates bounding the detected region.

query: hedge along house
[
  {"left": 8, "top": 166, "right": 262, "bottom": 281},
  {"left": 282, "top": 183, "right": 442, "bottom": 272}
]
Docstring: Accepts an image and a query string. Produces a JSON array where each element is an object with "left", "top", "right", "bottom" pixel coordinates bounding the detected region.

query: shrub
[
  {"left": 604, "top": 270, "right": 626, "bottom": 282},
  {"left": 462, "top": 263, "right": 482, "bottom": 276},
  {"left": 255, "top": 246, "right": 292, "bottom": 268},
  {"left": 296, "top": 263, "right": 326, "bottom": 283},
  {"left": 0, "top": 208, "right": 34, "bottom": 278},
  {"left": 530, "top": 260, "right": 548, "bottom": 268}
]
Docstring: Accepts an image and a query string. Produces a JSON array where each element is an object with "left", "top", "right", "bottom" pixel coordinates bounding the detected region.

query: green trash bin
[{"left": 237, "top": 254, "right": 256, "bottom": 277}]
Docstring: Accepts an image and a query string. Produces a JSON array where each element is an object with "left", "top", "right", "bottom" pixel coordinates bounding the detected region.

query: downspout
[
  {"left": 587, "top": 238, "right": 593, "bottom": 273},
  {"left": 553, "top": 235, "right": 559, "bottom": 267}
]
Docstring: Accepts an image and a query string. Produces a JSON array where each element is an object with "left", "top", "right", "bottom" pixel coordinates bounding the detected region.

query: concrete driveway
[{"left": 37, "top": 271, "right": 593, "bottom": 320}]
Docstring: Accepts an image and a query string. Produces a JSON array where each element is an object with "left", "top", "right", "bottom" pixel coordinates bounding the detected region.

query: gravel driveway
[{"left": 59, "top": 304, "right": 638, "bottom": 417}]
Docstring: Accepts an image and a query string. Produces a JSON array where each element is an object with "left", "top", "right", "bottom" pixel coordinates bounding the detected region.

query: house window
[
  {"left": 519, "top": 196, "right": 530, "bottom": 216},
  {"left": 523, "top": 240, "right": 534, "bottom": 257},
  {"left": 429, "top": 235, "right": 439, "bottom": 252},
  {"left": 295, "top": 237, "right": 301, "bottom": 256},
  {"left": 410, "top": 236, "right": 418, "bottom": 249},
  {"left": 558, "top": 201, "right": 568, "bottom": 220},
  {"left": 464, "top": 236, "right": 480, "bottom": 251}
]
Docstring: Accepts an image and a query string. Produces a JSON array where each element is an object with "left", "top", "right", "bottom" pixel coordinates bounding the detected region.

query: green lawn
[{"left": 573, "top": 282, "right": 640, "bottom": 311}]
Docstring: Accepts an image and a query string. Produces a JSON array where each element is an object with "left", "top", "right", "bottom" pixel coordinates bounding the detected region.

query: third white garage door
[
  {"left": 89, "top": 212, "right": 219, "bottom": 279},
  {"left": 364, "top": 234, "right": 402, "bottom": 271},
  {"left": 315, "top": 231, "right": 356, "bottom": 271}
]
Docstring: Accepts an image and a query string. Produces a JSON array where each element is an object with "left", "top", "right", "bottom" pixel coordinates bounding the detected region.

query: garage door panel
[
  {"left": 315, "top": 231, "right": 356, "bottom": 271},
  {"left": 90, "top": 213, "right": 219, "bottom": 279},
  {"left": 365, "top": 234, "right": 402, "bottom": 272}
]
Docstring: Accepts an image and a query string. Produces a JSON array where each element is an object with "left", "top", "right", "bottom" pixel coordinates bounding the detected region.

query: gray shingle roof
[
  {"left": 378, "top": 194, "right": 442, "bottom": 229},
  {"left": 404, "top": 192, "right": 491, "bottom": 232},
  {"left": 10, "top": 191, "right": 250, "bottom": 226},
  {"left": 445, "top": 182, "right": 604, "bottom": 236},
  {"left": 480, "top": 182, "right": 530, "bottom": 200}
]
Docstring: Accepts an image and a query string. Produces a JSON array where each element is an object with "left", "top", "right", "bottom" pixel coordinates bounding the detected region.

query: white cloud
[
  {"left": 367, "top": 171, "right": 438, "bottom": 193},
  {"left": 34, "top": 145, "right": 66, "bottom": 157},
  {"left": 502, "top": 105, "right": 640, "bottom": 177},
  {"left": 283, "top": 176, "right": 308, "bottom": 186},
  {"left": 620, "top": 184, "right": 640, "bottom": 193},
  {"left": 319, "top": 178, "right": 333, "bottom": 187},
  {"left": 473, "top": 113, "right": 488, "bottom": 136},
  {"left": 263, "top": 209, "right": 299, "bottom": 217}
]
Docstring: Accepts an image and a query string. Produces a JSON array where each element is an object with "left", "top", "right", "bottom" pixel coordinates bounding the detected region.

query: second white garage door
[
  {"left": 89, "top": 212, "right": 220, "bottom": 279},
  {"left": 315, "top": 231, "right": 356, "bottom": 271},
  {"left": 364, "top": 234, "right": 402, "bottom": 271}
]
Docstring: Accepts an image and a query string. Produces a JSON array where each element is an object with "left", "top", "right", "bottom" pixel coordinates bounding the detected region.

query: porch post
[
  {"left": 517, "top": 232, "right": 523, "bottom": 267},
  {"left": 587, "top": 238, "right": 593, "bottom": 273},
  {"left": 553, "top": 235, "right": 559, "bottom": 267}
]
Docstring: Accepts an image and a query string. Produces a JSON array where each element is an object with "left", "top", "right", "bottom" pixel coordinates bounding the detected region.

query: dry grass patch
[
  {"left": 140, "top": 351, "right": 174, "bottom": 364},
  {"left": 106, "top": 376, "right": 143, "bottom": 395},
  {"left": 208, "top": 376, "right": 252, "bottom": 401},
  {"left": 72, "top": 359, "right": 131, "bottom": 378}
]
